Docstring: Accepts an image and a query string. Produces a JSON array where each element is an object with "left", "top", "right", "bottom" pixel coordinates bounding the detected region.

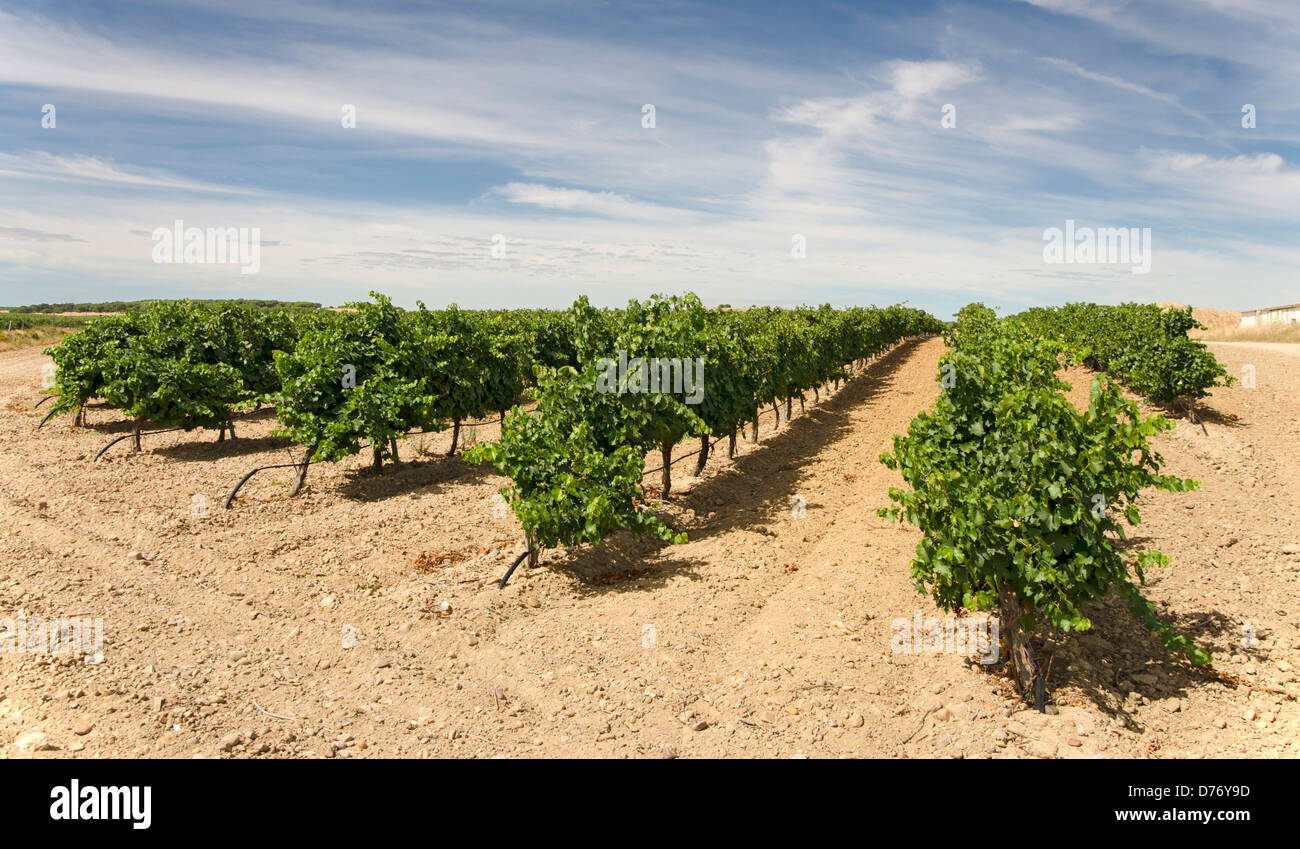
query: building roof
[{"left": 1242, "top": 303, "right": 1300, "bottom": 314}]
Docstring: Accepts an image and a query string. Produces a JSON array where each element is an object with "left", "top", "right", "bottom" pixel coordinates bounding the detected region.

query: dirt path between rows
[
  {"left": 0, "top": 348, "right": 49, "bottom": 393},
  {"left": 2, "top": 338, "right": 1297, "bottom": 758},
  {"left": 1205, "top": 341, "right": 1300, "bottom": 359}
]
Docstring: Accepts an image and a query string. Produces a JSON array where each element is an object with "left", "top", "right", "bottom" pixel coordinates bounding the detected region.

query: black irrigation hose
[
  {"left": 35, "top": 399, "right": 118, "bottom": 430},
  {"left": 497, "top": 548, "right": 531, "bottom": 590},
  {"left": 223, "top": 459, "right": 319, "bottom": 509},
  {"left": 461, "top": 414, "right": 510, "bottom": 427},
  {"left": 223, "top": 426, "right": 443, "bottom": 510},
  {"left": 93, "top": 427, "right": 183, "bottom": 461},
  {"left": 80, "top": 402, "right": 268, "bottom": 453},
  {"left": 642, "top": 434, "right": 726, "bottom": 477},
  {"left": 1184, "top": 402, "right": 1209, "bottom": 437},
  {"left": 36, "top": 407, "right": 61, "bottom": 430}
]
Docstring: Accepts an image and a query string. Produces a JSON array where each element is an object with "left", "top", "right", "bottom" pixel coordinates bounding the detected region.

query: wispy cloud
[
  {"left": 0, "top": 0, "right": 1297, "bottom": 316},
  {"left": 0, "top": 226, "right": 85, "bottom": 243},
  {"left": 488, "top": 183, "right": 700, "bottom": 223},
  {"left": 0, "top": 152, "right": 262, "bottom": 195},
  {"left": 1034, "top": 57, "right": 1211, "bottom": 125}
]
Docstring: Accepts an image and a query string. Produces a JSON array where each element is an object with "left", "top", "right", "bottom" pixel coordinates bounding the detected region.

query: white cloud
[
  {"left": 1034, "top": 57, "right": 1209, "bottom": 124},
  {"left": 489, "top": 183, "right": 698, "bottom": 223},
  {"left": 0, "top": 2, "right": 1297, "bottom": 316},
  {"left": 1019, "top": 0, "right": 1300, "bottom": 75},
  {"left": 884, "top": 60, "right": 981, "bottom": 101},
  {"left": 0, "top": 226, "right": 85, "bottom": 243},
  {"left": 0, "top": 152, "right": 261, "bottom": 195},
  {"left": 1141, "top": 151, "right": 1300, "bottom": 215}
]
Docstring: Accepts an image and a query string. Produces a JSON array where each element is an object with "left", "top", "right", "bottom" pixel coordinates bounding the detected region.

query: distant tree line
[{"left": 4, "top": 299, "right": 324, "bottom": 314}]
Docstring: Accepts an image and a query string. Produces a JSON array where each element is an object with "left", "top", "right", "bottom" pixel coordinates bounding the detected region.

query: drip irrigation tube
[
  {"left": 223, "top": 459, "right": 318, "bottom": 509},
  {"left": 642, "top": 434, "right": 726, "bottom": 477},
  {"left": 1185, "top": 403, "right": 1209, "bottom": 437},
  {"left": 93, "top": 427, "right": 182, "bottom": 461},
  {"left": 36, "top": 407, "right": 60, "bottom": 430},
  {"left": 497, "top": 548, "right": 531, "bottom": 590},
  {"left": 90, "top": 404, "right": 273, "bottom": 459},
  {"left": 223, "top": 429, "right": 417, "bottom": 509}
]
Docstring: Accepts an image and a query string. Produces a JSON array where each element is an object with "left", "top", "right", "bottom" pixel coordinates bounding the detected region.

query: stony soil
[{"left": 1, "top": 337, "right": 1297, "bottom": 758}]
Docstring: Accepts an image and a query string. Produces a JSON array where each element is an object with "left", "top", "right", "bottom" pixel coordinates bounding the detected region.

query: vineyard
[
  {"left": 1017, "top": 303, "right": 1233, "bottom": 407},
  {"left": 40, "top": 295, "right": 942, "bottom": 579},
  {"left": 4, "top": 297, "right": 1297, "bottom": 759},
  {"left": 881, "top": 304, "right": 1226, "bottom": 708}
]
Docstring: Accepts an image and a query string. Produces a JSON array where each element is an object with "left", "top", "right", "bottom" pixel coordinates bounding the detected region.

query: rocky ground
[{"left": 1, "top": 337, "right": 1297, "bottom": 758}]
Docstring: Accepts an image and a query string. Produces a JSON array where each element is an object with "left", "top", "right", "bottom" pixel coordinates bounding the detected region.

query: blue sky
[{"left": 1, "top": 0, "right": 1297, "bottom": 318}]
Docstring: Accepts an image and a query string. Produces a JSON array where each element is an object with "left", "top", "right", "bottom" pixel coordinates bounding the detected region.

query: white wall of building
[{"left": 1241, "top": 304, "right": 1300, "bottom": 327}]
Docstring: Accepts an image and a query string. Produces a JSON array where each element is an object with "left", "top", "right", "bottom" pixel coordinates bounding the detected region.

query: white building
[{"left": 1240, "top": 302, "right": 1300, "bottom": 327}]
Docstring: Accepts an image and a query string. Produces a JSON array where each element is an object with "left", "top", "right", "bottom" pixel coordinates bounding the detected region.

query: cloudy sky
[{"left": 1, "top": 0, "right": 1297, "bottom": 318}]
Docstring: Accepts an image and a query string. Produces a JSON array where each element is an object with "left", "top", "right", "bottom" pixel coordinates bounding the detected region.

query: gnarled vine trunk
[
  {"left": 999, "top": 584, "right": 1043, "bottom": 710},
  {"left": 288, "top": 445, "right": 313, "bottom": 497},
  {"left": 448, "top": 418, "right": 461, "bottom": 456},
  {"left": 694, "top": 434, "right": 710, "bottom": 476},
  {"left": 660, "top": 441, "right": 672, "bottom": 498}
]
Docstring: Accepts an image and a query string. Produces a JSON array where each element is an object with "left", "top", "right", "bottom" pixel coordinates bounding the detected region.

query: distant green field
[
  {"left": 0, "top": 313, "right": 97, "bottom": 330},
  {"left": 0, "top": 319, "right": 81, "bottom": 352}
]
